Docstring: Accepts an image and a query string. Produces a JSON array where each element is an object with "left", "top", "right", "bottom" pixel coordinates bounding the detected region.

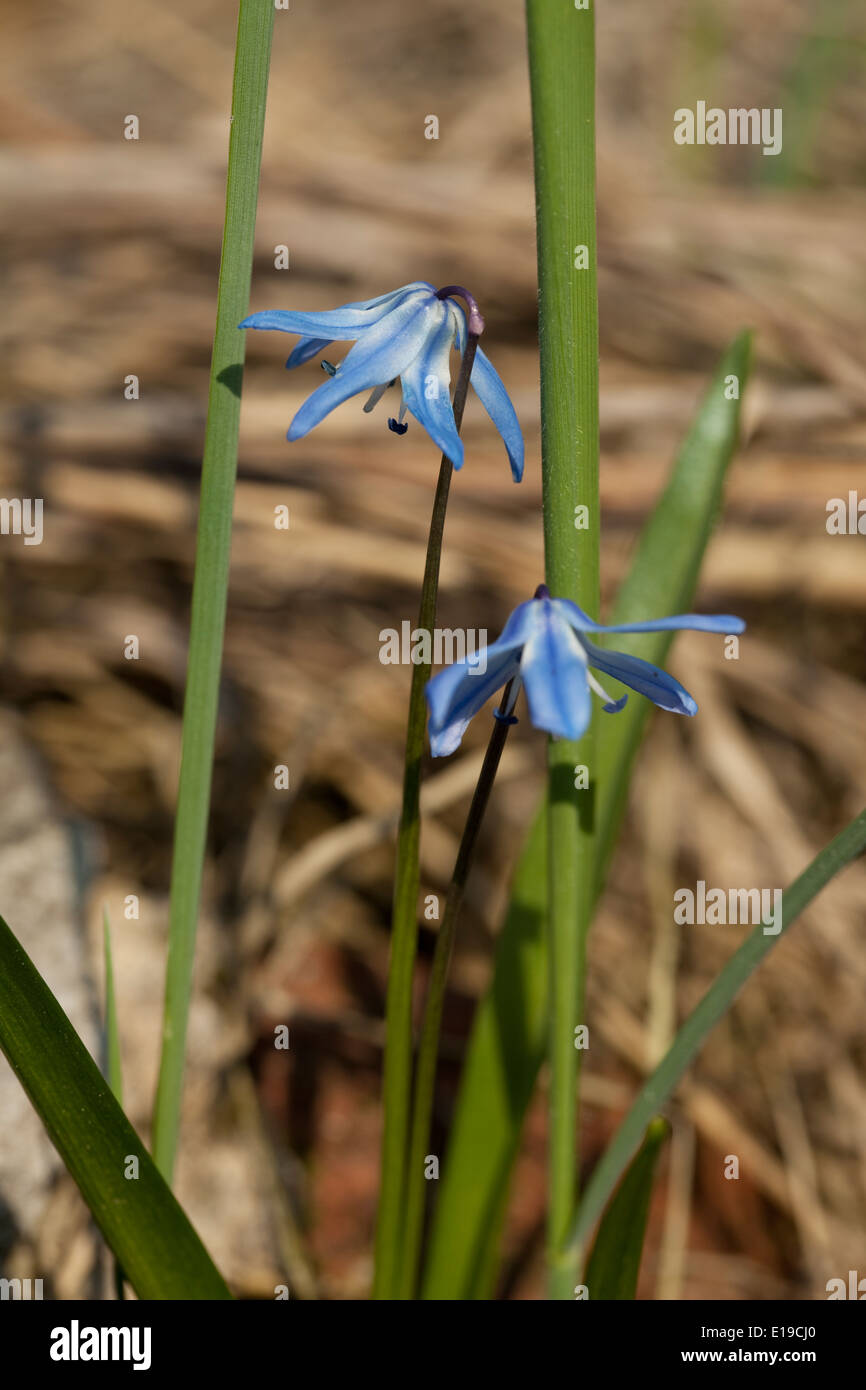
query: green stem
[
  {"left": 526, "top": 0, "right": 600, "bottom": 1298},
  {"left": 562, "top": 806, "right": 866, "bottom": 1273},
  {"left": 373, "top": 331, "right": 479, "bottom": 1300},
  {"left": 151, "top": 0, "right": 274, "bottom": 1183},
  {"left": 400, "top": 683, "right": 516, "bottom": 1299}
]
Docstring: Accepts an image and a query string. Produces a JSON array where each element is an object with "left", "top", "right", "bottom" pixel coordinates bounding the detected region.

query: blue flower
[
  {"left": 425, "top": 585, "right": 745, "bottom": 756},
  {"left": 240, "top": 281, "right": 523, "bottom": 479}
]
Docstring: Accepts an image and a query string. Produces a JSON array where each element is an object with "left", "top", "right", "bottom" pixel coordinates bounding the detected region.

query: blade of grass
[
  {"left": 103, "top": 910, "right": 126, "bottom": 1298},
  {"left": 0, "top": 912, "right": 231, "bottom": 1300},
  {"left": 583, "top": 1117, "right": 669, "bottom": 1300},
  {"left": 526, "top": 0, "right": 601, "bottom": 1300},
  {"left": 151, "top": 0, "right": 274, "bottom": 1183},
  {"left": 594, "top": 331, "right": 753, "bottom": 884},
  {"left": 103, "top": 909, "right": 123, "bottom": 1106},
  {"left": 564, "top": 807, "right": 866, "bottom": 1267},
  {"left": 421, "top": 331, "right": 751, "bottom": 1300}
]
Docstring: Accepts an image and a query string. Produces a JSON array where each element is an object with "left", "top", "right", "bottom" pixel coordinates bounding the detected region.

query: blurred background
[{"left": 1, "top": 0, "right": 865, "bottom": 1299}]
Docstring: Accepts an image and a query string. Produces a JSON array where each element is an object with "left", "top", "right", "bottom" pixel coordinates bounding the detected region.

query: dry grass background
[{"left": 0, "top": 0, "right": 865, "bottom": 1299}]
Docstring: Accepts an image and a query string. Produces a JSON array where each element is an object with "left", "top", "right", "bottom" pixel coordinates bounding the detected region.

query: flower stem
[
  {"left": 526, "top": 0, "right": 601, "bottom": 1298},
  {"left": 399, "top": 684, "right": 516, "bottom": 1299},
  {"left": 151, "top": 0, "right": 274, "bottom": 1183},
  {"left": 373, "top": 330, "right": 479, "bottom": 1299}
]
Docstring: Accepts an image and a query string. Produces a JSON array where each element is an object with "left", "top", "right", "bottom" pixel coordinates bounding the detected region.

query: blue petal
[
  {"left": 426, "top": 650, "right": 521, "bottom": 756},
  {"left": 239, "top": 282, "right": 433, "bottom": 341},
  {"left": 469, "top": 345, "right": 524, "bottom": 482},
  {"left": 285, "top": 337, "right": 332, "bottom": 369},
  {"left": 286, "top": 296, "right": 441, "bottom": 440},
  {"left": 425, "top": 601, "right": 538, "bottom": 756},
  {"left": 519, "top": 604, "right": 592, "bottom": 741},
  {"left": 555, "top": 600, "right": 745, "bottom": 637},
  {"left": 399, "top": 302, "right": 464, "bottom": 468},
  {"left": 580, "top": 638, "right": 698, "bottom": 716},
  {"left": 285, "top": 285, "right": 431, "bottom": 363}
]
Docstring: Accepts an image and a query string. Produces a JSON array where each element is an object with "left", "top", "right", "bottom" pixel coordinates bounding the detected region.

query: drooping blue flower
[
  {"left": 425, "top": 585, "right": 745, "bottom": 757},
  {"left": 239, "top": 281, "right": 523, "bottom": 479}
]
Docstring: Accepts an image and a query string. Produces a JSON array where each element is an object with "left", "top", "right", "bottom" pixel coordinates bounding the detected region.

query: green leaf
[
  {"left": 103, "top": 909, "right": 123, "bottom": 1106},
  {"left": 103, "top": 910, "right": 127, "bottom": 1299},
  {"left": 565, "top": 806, "right": 866, "bottom": 1266},
  {"left": 594, "top": 331, "right": 753, "bottom": 884},
  {"left": 0, "top": 911, "right": 231, "bottom": 1300},
  {"left": 421, "top": 331, "right": 752, "bottom": 1300},
  {"left": 153, "top": 0, "right": 275, "bottom": 1185},
  {"left": 583, "top": 1117, "right": 669, "bottom": 1300}
]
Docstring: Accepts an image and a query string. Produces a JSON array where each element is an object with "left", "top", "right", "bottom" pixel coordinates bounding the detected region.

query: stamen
[
  {"left": 363, "top": 382, "right": 390, "bottom": 413},
  {"left": 388, "top": 418, "right": 409, "bottom": 436},
  {"left": 321, "top": 360, "right": 338, "bottom": 377},
  {"left": 494, "top": 677, "right": 521, "bottom": 724},
  {"left": 362, "top": 377, "right": 399, "bottom": 413},
  {"left": 587, "top": 669, "right": 627, "bottom": 712}
]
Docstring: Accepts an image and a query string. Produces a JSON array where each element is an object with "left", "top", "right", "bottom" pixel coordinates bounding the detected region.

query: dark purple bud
[{"left": 436, "top": 285, "right": 485, "bottom": 337}]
